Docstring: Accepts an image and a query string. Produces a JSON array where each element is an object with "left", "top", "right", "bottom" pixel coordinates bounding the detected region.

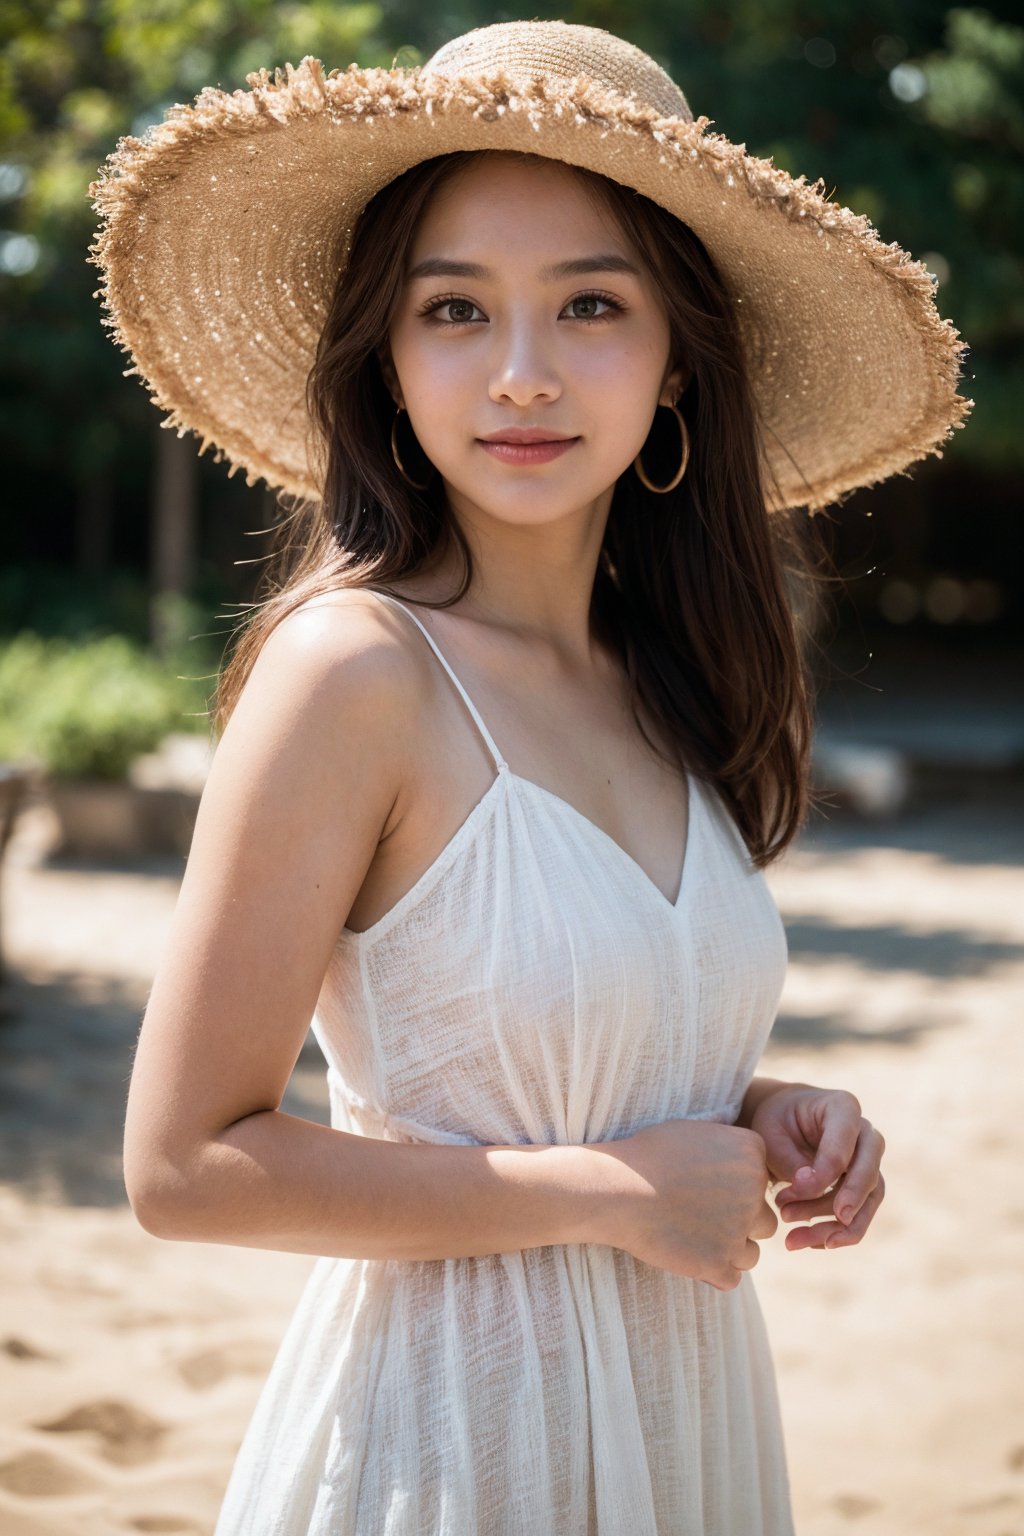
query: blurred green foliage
[
  {"left": 0, "top": 0, "right": 1018, "bottom": 501},
  {"left": 0, "top": 560, "right": 156, "bottom": 640},
  {"left": 0, "top": 629, "right": 214, "bottom": 778}
]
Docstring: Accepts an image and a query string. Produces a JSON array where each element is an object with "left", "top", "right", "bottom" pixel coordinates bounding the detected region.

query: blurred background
[{"left": 0, "top": 4, "right": 1021, "bottom": 1535}]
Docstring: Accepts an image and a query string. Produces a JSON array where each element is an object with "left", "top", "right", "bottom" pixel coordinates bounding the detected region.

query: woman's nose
[{"left": 487, "top": 316, "right": 563, "bottom": 404}]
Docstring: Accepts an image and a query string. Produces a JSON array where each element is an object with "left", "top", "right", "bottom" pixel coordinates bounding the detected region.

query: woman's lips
[{"left": 478, "top": 438, "right": 579, "bottom": 464}]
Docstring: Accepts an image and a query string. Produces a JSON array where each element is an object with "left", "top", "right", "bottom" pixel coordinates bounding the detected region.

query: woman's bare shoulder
[
  {"left": 231, "top": 588, "right": 435, "bottom": 739},
  {"left": 254, "top": 587, "right": 424, "bottom": 688}
]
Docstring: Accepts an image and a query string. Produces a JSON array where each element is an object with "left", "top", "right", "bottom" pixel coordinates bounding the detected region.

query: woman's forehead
[{"left": 406, "top": 160, "right": 638, "bottom": 277}]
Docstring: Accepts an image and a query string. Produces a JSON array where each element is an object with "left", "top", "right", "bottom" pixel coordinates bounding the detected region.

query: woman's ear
[
  {"left": 375, "top": 345, "right": 404, "bottom": 410},
  {"left": 662, "top": 364, "right": 692, "bottom": 406}
]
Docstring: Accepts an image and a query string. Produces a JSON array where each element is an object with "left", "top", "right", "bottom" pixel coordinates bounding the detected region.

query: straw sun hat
[{"left": 86, "top": 18, "right": 973, "bottom": 514}]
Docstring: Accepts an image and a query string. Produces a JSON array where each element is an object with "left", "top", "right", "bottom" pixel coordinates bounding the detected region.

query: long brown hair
[{"left": 212, "top": 148, "right": 831, "bottom": 868}]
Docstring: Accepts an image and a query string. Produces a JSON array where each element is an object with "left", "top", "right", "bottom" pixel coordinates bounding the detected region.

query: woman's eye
[
  {"left": 419, "top": 291, "right": 623, "bottom": 327},
  {"left": 434, "top": 298, "right": 480, "bottom": 324},
  {"left": 566, "top": 294, "right": 618, "bottom": 321}
]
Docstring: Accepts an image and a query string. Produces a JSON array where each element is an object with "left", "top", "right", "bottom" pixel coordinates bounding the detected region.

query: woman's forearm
[
  {"left": 733, "top": 1074, "right": 800, "bottom": 1130},
  {"left": 131, "top": 1109, "right": 618, "bottom": 1261}
]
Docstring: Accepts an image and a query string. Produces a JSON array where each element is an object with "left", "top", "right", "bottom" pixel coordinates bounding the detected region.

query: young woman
[{"left": 90, "top": 19, "right": 972, "bottom": 1534}]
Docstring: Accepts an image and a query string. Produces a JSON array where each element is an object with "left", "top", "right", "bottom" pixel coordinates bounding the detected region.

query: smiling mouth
[
  {"left": 477, "top": 437, "right": 580, "bottom": 462},
  {"left": 478, "top": 435, "right": 579, "bottom": 445}
]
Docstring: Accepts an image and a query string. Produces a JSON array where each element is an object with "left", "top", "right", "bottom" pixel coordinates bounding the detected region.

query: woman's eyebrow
[{"left": 405, "top": 254, "right": 642, "bottom": 282}]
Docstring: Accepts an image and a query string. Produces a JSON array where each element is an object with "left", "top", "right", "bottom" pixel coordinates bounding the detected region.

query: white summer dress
[{"left": 213, "top": 591, "right": 795, "bottom": 1535}]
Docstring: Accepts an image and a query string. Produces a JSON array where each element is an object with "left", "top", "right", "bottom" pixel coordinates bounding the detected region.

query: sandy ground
[{"left": 1, "top": 782, "right": 1022, "bottom": 1536}]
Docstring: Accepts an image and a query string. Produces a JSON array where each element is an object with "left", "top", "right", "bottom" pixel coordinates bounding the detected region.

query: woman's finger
[
  {"left": 777, "top": 1167, "right": 853, "bottom": 1222},
  {"left": 734, "top": 1237, "right": 763, "bottom": 1272},
  {"left": 778, "top": 1192, "right": 848, "bottom": 1223},
  {"left": 788, "top": 1090, "right": 863, "bottom": 1200},
  {"left": 830, "top": 1122, "right": 885, "bottom": 1225},
  {"left": 777, "top": 1120, "right": 885, "bottom": 1227},
  {"left": 785, "top": 1174, "right": 886, "bottom": 1251},
  {"left": 751, "top": 1199, "right": 780, "bottom": 1241}
]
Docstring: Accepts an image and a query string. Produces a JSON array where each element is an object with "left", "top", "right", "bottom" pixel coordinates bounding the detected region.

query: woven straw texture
[
  {"left": 87, "top": 20, "right": 973, "bottom": 514},
  {"left": 211, "top": 593, "right": 796, "bottom": 1535}
]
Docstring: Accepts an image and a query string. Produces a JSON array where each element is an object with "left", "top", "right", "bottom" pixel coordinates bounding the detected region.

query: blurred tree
[{"left": 0, "top": 0, "right": 390, "bottom": 645}]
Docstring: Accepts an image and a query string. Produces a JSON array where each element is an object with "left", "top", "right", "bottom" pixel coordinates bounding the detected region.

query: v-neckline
[
  {"left": 368, "top": 590, "right": 698, "bottom": 915},
  {"left": 504, "top": 763, "right": 698, "bottom": 913}
]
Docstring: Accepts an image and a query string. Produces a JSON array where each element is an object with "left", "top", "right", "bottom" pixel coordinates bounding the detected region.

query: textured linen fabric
[{"left": 212, "top": 592, "right": 795, "bottom": 1535}]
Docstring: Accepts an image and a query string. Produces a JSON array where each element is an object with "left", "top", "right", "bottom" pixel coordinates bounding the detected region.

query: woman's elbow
[{"left": 122, "top": 1147, "right": 199, "bottom": 1239}]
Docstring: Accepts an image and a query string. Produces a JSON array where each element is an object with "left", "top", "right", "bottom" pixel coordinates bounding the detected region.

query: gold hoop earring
[
  {"left": 391, "top": 407, "right": 433, "bottom": 491},
  {"left": 633, "top": 401, "right": 691, "bottom": 494}
]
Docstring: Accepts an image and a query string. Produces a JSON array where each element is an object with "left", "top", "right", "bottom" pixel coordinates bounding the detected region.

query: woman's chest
[{"left": 319, "top": 782, "right": 788, "bottom": 1142}]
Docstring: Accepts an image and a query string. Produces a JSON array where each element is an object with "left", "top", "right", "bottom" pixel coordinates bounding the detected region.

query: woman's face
[{"left": 384, "top": 154, "right": 685, "bottom": 531}]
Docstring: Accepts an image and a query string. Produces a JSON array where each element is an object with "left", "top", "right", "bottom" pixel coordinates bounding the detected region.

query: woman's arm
[
  {"left": 127, "top": 593, "right": 786, "bottom": 1271},
  {"left": 142, "top": 1108, "right": 608, "bottom": 1259},
  {"left": 732, "top": 1075, "right": 808, "bottom": 1131},
  {"left": 124, "top": 594, "right": 615, "bottom": 1261}
]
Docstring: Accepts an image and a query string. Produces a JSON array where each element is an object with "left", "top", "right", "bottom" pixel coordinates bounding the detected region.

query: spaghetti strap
[{"left": 371, "top": 591, "right": 508, "bottom": 775}]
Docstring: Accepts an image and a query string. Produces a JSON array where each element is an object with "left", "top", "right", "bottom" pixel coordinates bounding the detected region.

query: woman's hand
[
  {"left": 589, "top": 1119, "right": 778, "bottom": 1289},
  {"left": 749, "top": 1083, "right": 886, "bottom": 1252}
]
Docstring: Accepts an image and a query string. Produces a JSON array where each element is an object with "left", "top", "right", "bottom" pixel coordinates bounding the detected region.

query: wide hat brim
[{"left": 87, "top": 34, "right": 974, "bottom": 514}]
